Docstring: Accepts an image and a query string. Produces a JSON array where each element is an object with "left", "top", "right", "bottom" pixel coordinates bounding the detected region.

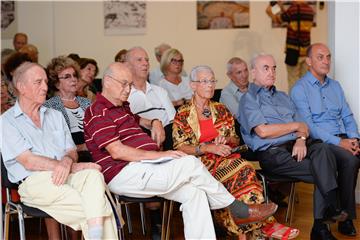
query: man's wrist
[
  {"left": 151, "top": 119, "right": 161, "bottom": 128},
  {"left": 297, "top": 136, "right": 306, "bottom": 141}
]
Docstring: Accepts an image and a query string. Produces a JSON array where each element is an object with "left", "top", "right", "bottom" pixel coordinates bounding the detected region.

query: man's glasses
[
  {"left": 192, "top": 79, "right": 218, "bottom": 85},
  {"left": 170, "top": 58, "right": 184, "bottom": 65},
  {"left": 58, "top": 73, "right": 78, "bottom": 80},
  {"left": 107, "top": 75, "right": 133, "bottom": 88}
]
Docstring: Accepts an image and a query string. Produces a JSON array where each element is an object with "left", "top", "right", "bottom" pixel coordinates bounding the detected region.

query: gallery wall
[{"left": 1, "top": 1, "right": 329, "bottom": 91}]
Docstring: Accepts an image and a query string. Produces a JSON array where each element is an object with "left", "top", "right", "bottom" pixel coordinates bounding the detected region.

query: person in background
[
  {"left": 238, "top": 53, "right": 349, "bottom": 240},
  {"left": 1, "top": 78, "right": 11, "bottom": 113},
  {"left": 266, "top": 0, "right": 314, "bottom": 91},
  {"left": 291, "top": 43, "right": 359, "bottom": 237},
  {"left": 173, "top": 65, "right": 299, "bottom": 240},
  {"left": 2, "top": 52, "right": 33, "bottom": 105},
  {"left": 1, "top": 62, "right": 118, "bottom": 240},
  {"left": 44, "top": 56, "right": 93, "bottom": 239},
  {"left": 158, "top": 48, "right": 192, "bottom": 108},
  {"left": 13, "top": 32, "right": 28, "bottom": 51},
  {"left": 18, "top": 44, "right": 39, "bottom": 63},
  {"left": 76, "top": 57, "right": 99, "bottom": 101},
  {"left": 220, "top": 57, "right": 249, "bottom": 118},
  {"left": 125, "top": 46, "right": 176, "bottom": 239},
  {"left": 149, "top": 43, "right": 171, "bottom": 85},
  {"left": 83, "top": 61, "right": 278, "bottom": 240},
  {"left": 114, "top": 49, "right": 127, "bottom": 62}
]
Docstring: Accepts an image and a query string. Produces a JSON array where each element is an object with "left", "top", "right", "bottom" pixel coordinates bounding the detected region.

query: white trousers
[
  {"left": 18, "top": 169, "right": 118, "bottom": 239},
  {"left": 108, "top": 155, "right": 235, "bottom": 239}
]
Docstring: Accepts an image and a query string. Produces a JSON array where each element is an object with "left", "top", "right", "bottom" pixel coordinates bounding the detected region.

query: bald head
[{"left": 102, "top": 62, "right": 134, "bottom": 106}]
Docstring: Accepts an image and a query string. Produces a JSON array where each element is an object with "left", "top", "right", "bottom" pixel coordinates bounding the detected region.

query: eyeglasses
[
  {"left": 58, "top": 73, "right": 78, "bottom": 80},
  {"left": 192, "top": 79, "right": 218, "bottom": 85},
  {"left": 107, "top": 75, "right": 133, "bottom": 89},
  {"left": 170, "top": 58, "right": 184, "bottom": 65}
]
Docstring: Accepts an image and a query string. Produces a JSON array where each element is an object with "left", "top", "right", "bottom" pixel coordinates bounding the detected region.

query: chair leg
[
  {"left": 165, "top": 201, "right": 174, "bottom": 240},
  {"left": 17, "top": 207, "right": 26, "bottom": 240},
  {"left": 4, "top": 204, "right": 10, "bottom": 240},
  {"left": 285, "top": 182, "right": 296, "bottom": 225},
  {"left": 139, "top": 202, "right": 146, "bottom": 235},
  {"left": 161, "top": 201, "right": 168, "bottom": 240},
  {"left": 123, "top": 203, "right": 133, "bottom": 234}
]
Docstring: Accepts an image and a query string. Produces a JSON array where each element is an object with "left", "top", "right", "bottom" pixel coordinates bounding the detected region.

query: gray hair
[
  {"left": 190, "top": 65, "right": 214, "bottom": 82},
  {"left": 226, "top": 57, "right": 247, "bottom": 74},
  {"left": 250, "top": 53, "right": 275, "bottom": 69},
  {"left": 154, "top": 43, "right": 171, "bottom": 58},
  {"left": 13, "top": 62, "right": 42, "bottom": 87},
  {"left": 125, "top": 46, "right": 146, "bottom": 62}
]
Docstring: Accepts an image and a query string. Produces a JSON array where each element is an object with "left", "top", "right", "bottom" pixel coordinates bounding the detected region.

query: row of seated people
[
  {"left": 1, "top": 60, "right": 279, "bottom": 240},
  {"left": 1, "top": 43, "right": 359, "bottom": 240}
]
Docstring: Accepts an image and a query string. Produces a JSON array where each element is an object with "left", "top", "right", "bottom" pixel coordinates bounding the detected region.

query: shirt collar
[
  {"left": 13, "top": 101, "right": 47, "bottom": 118},
  {"left": 305, "top": 71, "right": 330, "bottom": 86},
  {"left": 249, "top": 82, "right": 276, "bottom": 95},
  {"left": 228, "top": 80, "right": 241, "bottom": 95},
  {"left": 96, "top": 93, "right": 130, "bottom": 109},
  {"left": 131, "top": 81, "right": 152, "bottom": 94}
]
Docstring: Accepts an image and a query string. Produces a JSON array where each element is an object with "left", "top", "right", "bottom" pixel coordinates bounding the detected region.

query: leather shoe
[
  {"left": 338, "top": 219, "right": 357, "bottom": 236},
  {"left": 311, "top": 227, "right": 337, "bottom": 240},
  {"left": 233, "top": 202, "right": 278, "bottom": 225},
  {"left": 323, "top": 205, "right": 348, "bottom": 224}
]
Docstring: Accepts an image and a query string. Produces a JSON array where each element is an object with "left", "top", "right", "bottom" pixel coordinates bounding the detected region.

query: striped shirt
[{"left": 84, "top": 94, "right": 159, "bottom": 183}]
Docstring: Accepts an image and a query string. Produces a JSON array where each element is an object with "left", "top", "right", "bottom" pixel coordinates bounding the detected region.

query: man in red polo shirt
[{"left": 84, "top": 62, "right": 277, "bottom": 239}]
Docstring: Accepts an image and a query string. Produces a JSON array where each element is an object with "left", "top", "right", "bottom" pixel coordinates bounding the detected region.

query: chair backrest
[
  {"left": 211, "top": 89, "right": 222, "bottom": 102},
  {"left": 1, "top": 156, "right": 19, "bottom": 190}
]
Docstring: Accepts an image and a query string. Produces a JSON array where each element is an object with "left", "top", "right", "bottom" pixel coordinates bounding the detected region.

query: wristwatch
[
  {"left": 195, "top": 144, "right": 204, "bottom": 156},
  {"left": 297, "top": 136, "right": 306, "bottom": 141}
]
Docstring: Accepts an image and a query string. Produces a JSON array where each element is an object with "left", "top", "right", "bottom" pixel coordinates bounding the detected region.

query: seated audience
[
  {"left": 83, "top": 62, "right": 277, "bottom": 239},
  {"left": 18, "top": 44, "right": 39, "bottom": 63},
  {"left": 290, "top": 43, "right": 359, "bottom": 237},
  {"left": 149, "top": 43, "right": 171, "bottom": 85},
  {"left": 126, "top": 46, "right": 175, "bottom": 151},
  {"left": 159, "top": 48, "right": 192, "bottom": 108},
  {"left": 45, "top": 56, "right": 92, "bottom": 161},
  {"left": 173, "top": 65, "right": 299, "bottom": 240},
  {"left": 1, "top": 62, "right": 118, "bottom": 239},
  {"left": 238, "top": 53, "right": 349, "bottom": 240},
  {"left": 13, "top": 33, "right": 28, "bottom": 51},
  {"left": 220, "top": 57, "right": 249, "bottom": 118},
  {"left": 76, "top": 57, "right": 99, "bottom": 101},
  {"left": 114, "top": 49, "right": 127, "bottom": 62}
]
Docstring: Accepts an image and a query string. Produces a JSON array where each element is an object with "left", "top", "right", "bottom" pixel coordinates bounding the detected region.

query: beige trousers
[
  {"left": 286, "top": 56, "right": 308, "bottom": 92},
  {"left": 18, "top": 169, "right": 118, "bottom": 239}
]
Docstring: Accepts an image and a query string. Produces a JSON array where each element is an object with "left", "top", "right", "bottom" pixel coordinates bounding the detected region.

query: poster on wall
[
  {"left": 1, "top": 1, "right": 17, "bottom": 39},
  {"left": 104, "top": 1, "right": 146, "bottom": 35},
  {"left": 271, "top": 1, "right": 317, "bottom": 28},
  {"left": 197, "top": 1, "right": 249, "bottom": 30}
]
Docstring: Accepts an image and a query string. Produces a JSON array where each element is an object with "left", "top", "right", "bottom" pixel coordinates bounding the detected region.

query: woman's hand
[{"left": 203, "top": 143, "right": 232, "bottom": 157}]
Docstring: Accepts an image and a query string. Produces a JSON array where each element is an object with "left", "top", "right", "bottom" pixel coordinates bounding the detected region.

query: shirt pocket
[{"left": 44, "top": 130, "right": 66, "bottom": 157}]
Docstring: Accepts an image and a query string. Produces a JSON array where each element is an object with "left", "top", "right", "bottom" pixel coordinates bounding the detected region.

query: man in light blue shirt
[
  {"left": 291, "top": 43, "right": 359, "bottom": 236},
  {"left": 220, "top": 57, "right": 249, "bottom": 118},
  {"left": 238, "top": 53, "right": 348, "bottom": 239},
  {"left": 1, "top": 62, "right": 117, "bottom": 239}
]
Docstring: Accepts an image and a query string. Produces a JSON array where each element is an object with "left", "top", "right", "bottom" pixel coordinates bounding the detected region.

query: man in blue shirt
[
  {"left": 238, "top": 53, "right": 348, "bottom": 240},
  {"left": 220, "top": 57, "right": 249, "bottom": 118},
  {"left": 291, "top": 43, "right": 359, "bottom": 237}
]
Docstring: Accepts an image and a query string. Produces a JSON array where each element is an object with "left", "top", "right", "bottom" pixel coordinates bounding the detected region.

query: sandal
[{"left": 262, "top": 222, "right": 299, "bottom": 240}]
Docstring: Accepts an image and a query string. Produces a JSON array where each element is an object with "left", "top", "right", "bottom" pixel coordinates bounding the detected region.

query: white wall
[
  {"left": 328, "top": 1, "right": 360, "bottom": 203},
  {"left": 1, "top": 1, "right": 328, "bottom": 91}
]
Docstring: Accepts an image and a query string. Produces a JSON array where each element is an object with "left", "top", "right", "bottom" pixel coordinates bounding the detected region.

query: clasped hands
[{"left": 52, "top": 155, "right": 101, "bottom": 186}]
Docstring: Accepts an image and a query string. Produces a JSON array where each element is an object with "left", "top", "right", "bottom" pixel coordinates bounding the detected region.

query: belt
[{"left": 335, "top": 133, "right": 348, "bottom": 139}]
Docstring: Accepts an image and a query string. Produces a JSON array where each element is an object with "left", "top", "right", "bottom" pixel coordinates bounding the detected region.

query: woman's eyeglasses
[
  {"left": 58, "top": 73, "right": 78, "bottom": 80},
  {"left": 192, "top": 79, "right": 218, "bottom": 85},
  {"left": 170, "top": 58, "right": 184, "bottom": 65}
]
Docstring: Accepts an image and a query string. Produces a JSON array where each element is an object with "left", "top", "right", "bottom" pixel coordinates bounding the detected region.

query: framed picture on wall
[
  {"left": 104, "top": 1, "right": 146, "bottom": 35},
  {"left": 197, "top": 1, "right": 249, "bottom": 30},
  {"left": 271, "top": 1, "right": 317, "bottom": 28},
  {"left": 1, "top": 1, "right": 17, "bottom": 39}
]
